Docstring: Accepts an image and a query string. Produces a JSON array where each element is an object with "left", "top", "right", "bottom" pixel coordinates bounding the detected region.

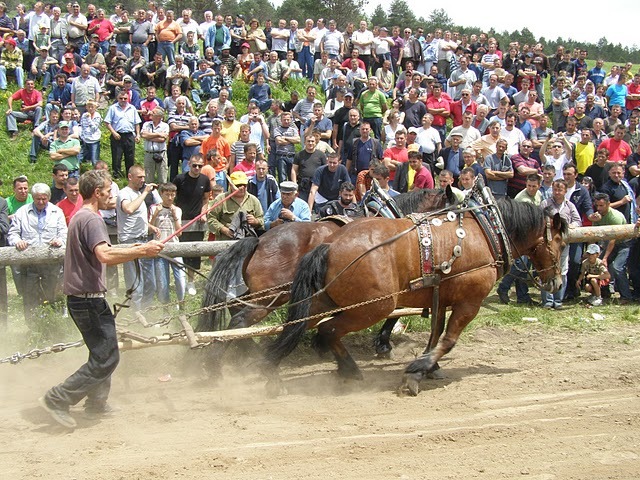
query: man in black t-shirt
[
  {"left": 50, "top": 163, "right": 69, "bottom": 204},
  {"left": 292, "top": 135, "right": 326, "bottom": 201},
  {"left": 173, "top": 154, "right": 212, "bottom": 295}
]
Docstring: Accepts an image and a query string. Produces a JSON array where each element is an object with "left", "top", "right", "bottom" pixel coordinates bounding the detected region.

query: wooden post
[
  {"left": 0, "top": 241, "right": 237, "bottom": 266},
  {"left": 566, "top": 224, "right": 640, "bottom": 244},
  {"left": 0, "top": 224, "right": 638, "bottom": 267}
]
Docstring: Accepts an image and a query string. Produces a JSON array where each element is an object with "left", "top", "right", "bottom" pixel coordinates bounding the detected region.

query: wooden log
[
  {"left": 117, "top": 308, "right": 425, "bottom": 352},
  {"left": 566, "top": 224, "right": 639, "bottom": 244},
  {"left": 0, "top": 241, "right": 237, "bottom": 266},
  {"left": 3, "top": 223, "right": 636, "bottom": 267}
]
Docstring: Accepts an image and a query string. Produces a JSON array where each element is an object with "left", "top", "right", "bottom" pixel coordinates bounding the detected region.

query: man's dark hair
[
  {"left": 526, "top": 174, "right": 541, "bottom": 184},
  {"left": 339, "top": 181, "right": 355, "bottom": 192},
  {"left": 64, "top": 177, "right": 79, "bottom": 187},
  {"left": 53, "top": 163, "right": 69, "bottom": 174}
]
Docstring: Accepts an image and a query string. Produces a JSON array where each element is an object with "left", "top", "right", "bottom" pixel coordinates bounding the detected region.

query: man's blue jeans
[
  {"left": 276, "top": 154, "right": 294, "bottom": 183},
  {"left": 157, "top": 41, "right": 176, "bottom": 65},
  {"left": 46, "top": 296, "right": 119, "bottom": 410},
  {"left": 121, "top": 237, "right": 156, "bottom": 310},
  {"left": 497, "top": 256, "right": 531, "bottom": 302},
  {"left": 155, "top": 256, "right": 186, "bottom": 304},
  {"left": 299, "top": 46, "right": 314, "bottom": 80},
  {"left": 609, "top": 243, "right": 633, "bottom": 300}
]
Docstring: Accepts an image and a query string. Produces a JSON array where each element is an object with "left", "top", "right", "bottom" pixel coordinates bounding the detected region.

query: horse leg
[
  {"left": 226, "top": 305, "right": 273, "bottom": 357},
  {"left": 318, "top": 318, "right": 363, "bottom": 381},
  {"left": 374, "top": 307, "right": 430, "bottom": 358},
  {"left": 203, "top": 304, "right": 272, "bottom": 376},
  {"left": 423, "top": 307, "right": 447, "bottom": 379},
  {"left": 373, "top": 318, "right": 396, "bottom": 358},
  {"left": 401, "top": 303, "right": 481, "bottom": 396}
]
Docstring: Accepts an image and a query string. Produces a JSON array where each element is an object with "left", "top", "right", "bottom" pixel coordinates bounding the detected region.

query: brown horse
[
  {"left": 262, "top": 197, "right": 567, "bottom": 396},
  {"left": 197, "top": 187, "right": 456, "bottom": 334}
]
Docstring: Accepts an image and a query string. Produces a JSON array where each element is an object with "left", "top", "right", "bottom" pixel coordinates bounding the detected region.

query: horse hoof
[
  {"left": 376, "top": 350, "right": 393, "bottom": 360},
  {"left": 400, "top": 372, "right": 422, "bottom": 396},
  {"left": 375, "top": 341, "right": 392, "bottom": 354},
  {"left": 425, "top": 369, "right": 446, "bottom": 380},
  {"left": 265, "top": 379, "right": 285, "bottom": 398},
  {"left": 337, "top": 368, "right": 364, "bottom": 381}
]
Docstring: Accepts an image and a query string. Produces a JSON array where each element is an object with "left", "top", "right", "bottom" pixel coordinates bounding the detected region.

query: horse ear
[
  {"left": 552, "top": 213, "right": 563, "bottom": 232},
  {"left": 445, "top": 184, "right": 456, "bottom": 204}
]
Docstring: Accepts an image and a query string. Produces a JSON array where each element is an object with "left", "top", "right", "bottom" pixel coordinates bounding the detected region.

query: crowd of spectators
[{"left": 1, "top": 3, "right": 640, "bottom": 321}]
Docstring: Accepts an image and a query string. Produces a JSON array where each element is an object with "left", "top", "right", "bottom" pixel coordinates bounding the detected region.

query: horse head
[{"left": 528, "top": 212, "right": 567, "bottom": 293}]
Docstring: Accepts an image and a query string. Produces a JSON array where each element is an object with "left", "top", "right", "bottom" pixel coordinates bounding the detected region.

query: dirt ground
[{"left": 1, "top": 322, "right": 639, "bottom": 480}]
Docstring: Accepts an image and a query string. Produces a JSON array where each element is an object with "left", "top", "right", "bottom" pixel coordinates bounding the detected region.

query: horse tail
[
  {"left": 197, "top": 237, "right": 260, "bottom": 332},
  {"left": 264, "top": 243, "right": 331, "bottom": 367}
]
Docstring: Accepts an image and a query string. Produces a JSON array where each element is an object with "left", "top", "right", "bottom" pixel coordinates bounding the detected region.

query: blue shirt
[
  {"left": 588, "top": 67, "right": 606, "bottom": 86},
  {"left": 606, "top": 84, "right": 628, "bottom": 107},
  {"left": 104, "top": 102, "right": 141, "bottom": 133},
  {"left": 264, "top": 197, "right": 311, "bottom": 230},
  {"left": 48, "top": 83, "right": 72, "bottom": 106},
  {"left": 248, "top": 82, "right": 271, "bottom": 103}
]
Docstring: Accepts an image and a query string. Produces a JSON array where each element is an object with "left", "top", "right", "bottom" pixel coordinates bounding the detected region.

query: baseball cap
[
  {"left": 408, "top": 127, "right": 420, "bottom": 134},
  {"left": 123, "top": 75, "right": 133, "bottom": 82},
  {"left": 586, "top": 244, "right": 601, "bottom": 255},
  {"left": 58, "top": 121, "right": 70, "bottom": 128},
  {"left": 229, "top": 171, "right": 248, "bottom": 186},
  {"left": 63, "top": 52, "right": 74, "bottom": 59}
]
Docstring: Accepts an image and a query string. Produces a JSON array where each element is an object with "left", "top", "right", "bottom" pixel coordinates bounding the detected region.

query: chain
[
  {"left": 0, "top": 340, "right": 85, "bottom": 365},
  {"left": 1, "top": 261, "right": 501, "bottom": 364},
  {"left": 186, "top": 286, "right": 416, "bottom": 349}
]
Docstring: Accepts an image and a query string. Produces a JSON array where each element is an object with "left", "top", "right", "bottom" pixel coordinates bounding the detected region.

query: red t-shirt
[
  {"left": 11, "top": 88, "right": 43, "bottom": 107},
  {"left": 233, "top": 160, "right": 257, "bottom": 180},
  {"left": 57, "top": 196, "right": 84, "bottom": 225},
  {"left": 88, "top": 19, "right": 114, "bottom": 41},
  {"left": 425, "top": 95, "right": 451, "bottom": 127},
  {"left": 626, "top": 82, "right": 640, "bottom": 111},
  {"left": 597, "top": 138, "right": 632, "bottom": 162},
  {"left": 413, "top": 165, "right": 434, "bottom": 189},
  {"left": 383, "top": 146, "right": 408, "bottom": 181}
]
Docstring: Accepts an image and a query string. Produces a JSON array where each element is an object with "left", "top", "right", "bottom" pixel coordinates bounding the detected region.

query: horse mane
[
  {"left": 395, "top": 189, "right": 440, "bottom": 215},
  {"left": 496, "top": 198, "right": 546, "bottom": 244}
]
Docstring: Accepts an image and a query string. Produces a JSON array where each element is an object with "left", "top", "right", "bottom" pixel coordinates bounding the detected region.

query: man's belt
[{"left": 70, "top": 292, "right": 106, "bottom": 298}]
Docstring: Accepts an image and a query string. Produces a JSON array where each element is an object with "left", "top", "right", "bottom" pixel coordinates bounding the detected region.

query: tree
[
  {"left": 370, "top": 4, "right": 387, "bottom": 28},
  {"left": 387, "top": 0, "right": 416, "bottom": 29},
  {"left": 237, "top": 0, "right": 277, "bottom": 22},
  {"left": 427, "top": 8, "right": 453, "bottom": 30},
  {"left": 276, "top": 0, "right": 328, "bottom": 24},
  {"left": 323, "top": 0, "right": 368, "bottom": 28}
]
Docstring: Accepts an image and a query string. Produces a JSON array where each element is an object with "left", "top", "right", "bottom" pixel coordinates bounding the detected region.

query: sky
[{"left": 362, "top": 1, "right": 640, "bottom": 50}]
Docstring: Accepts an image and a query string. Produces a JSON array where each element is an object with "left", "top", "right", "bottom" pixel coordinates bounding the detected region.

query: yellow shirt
[{"left": 574, "top": 141, "right": 595, "bottom": 174}]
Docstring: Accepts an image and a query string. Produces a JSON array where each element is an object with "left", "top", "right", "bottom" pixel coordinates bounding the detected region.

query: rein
[{"left": 505, "top": 217, "right": 561, "bottom": 289}]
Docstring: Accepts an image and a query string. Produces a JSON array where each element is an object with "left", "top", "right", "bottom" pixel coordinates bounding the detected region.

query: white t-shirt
[
  {"left": 500, "top": 127, "right": 526, "bottom": 156},
  {"left": 416, "top": 127, "right": 442, "bottom": 154},
  {"left": 352, "top": 30, "right": 374, "bottom": 55}
]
